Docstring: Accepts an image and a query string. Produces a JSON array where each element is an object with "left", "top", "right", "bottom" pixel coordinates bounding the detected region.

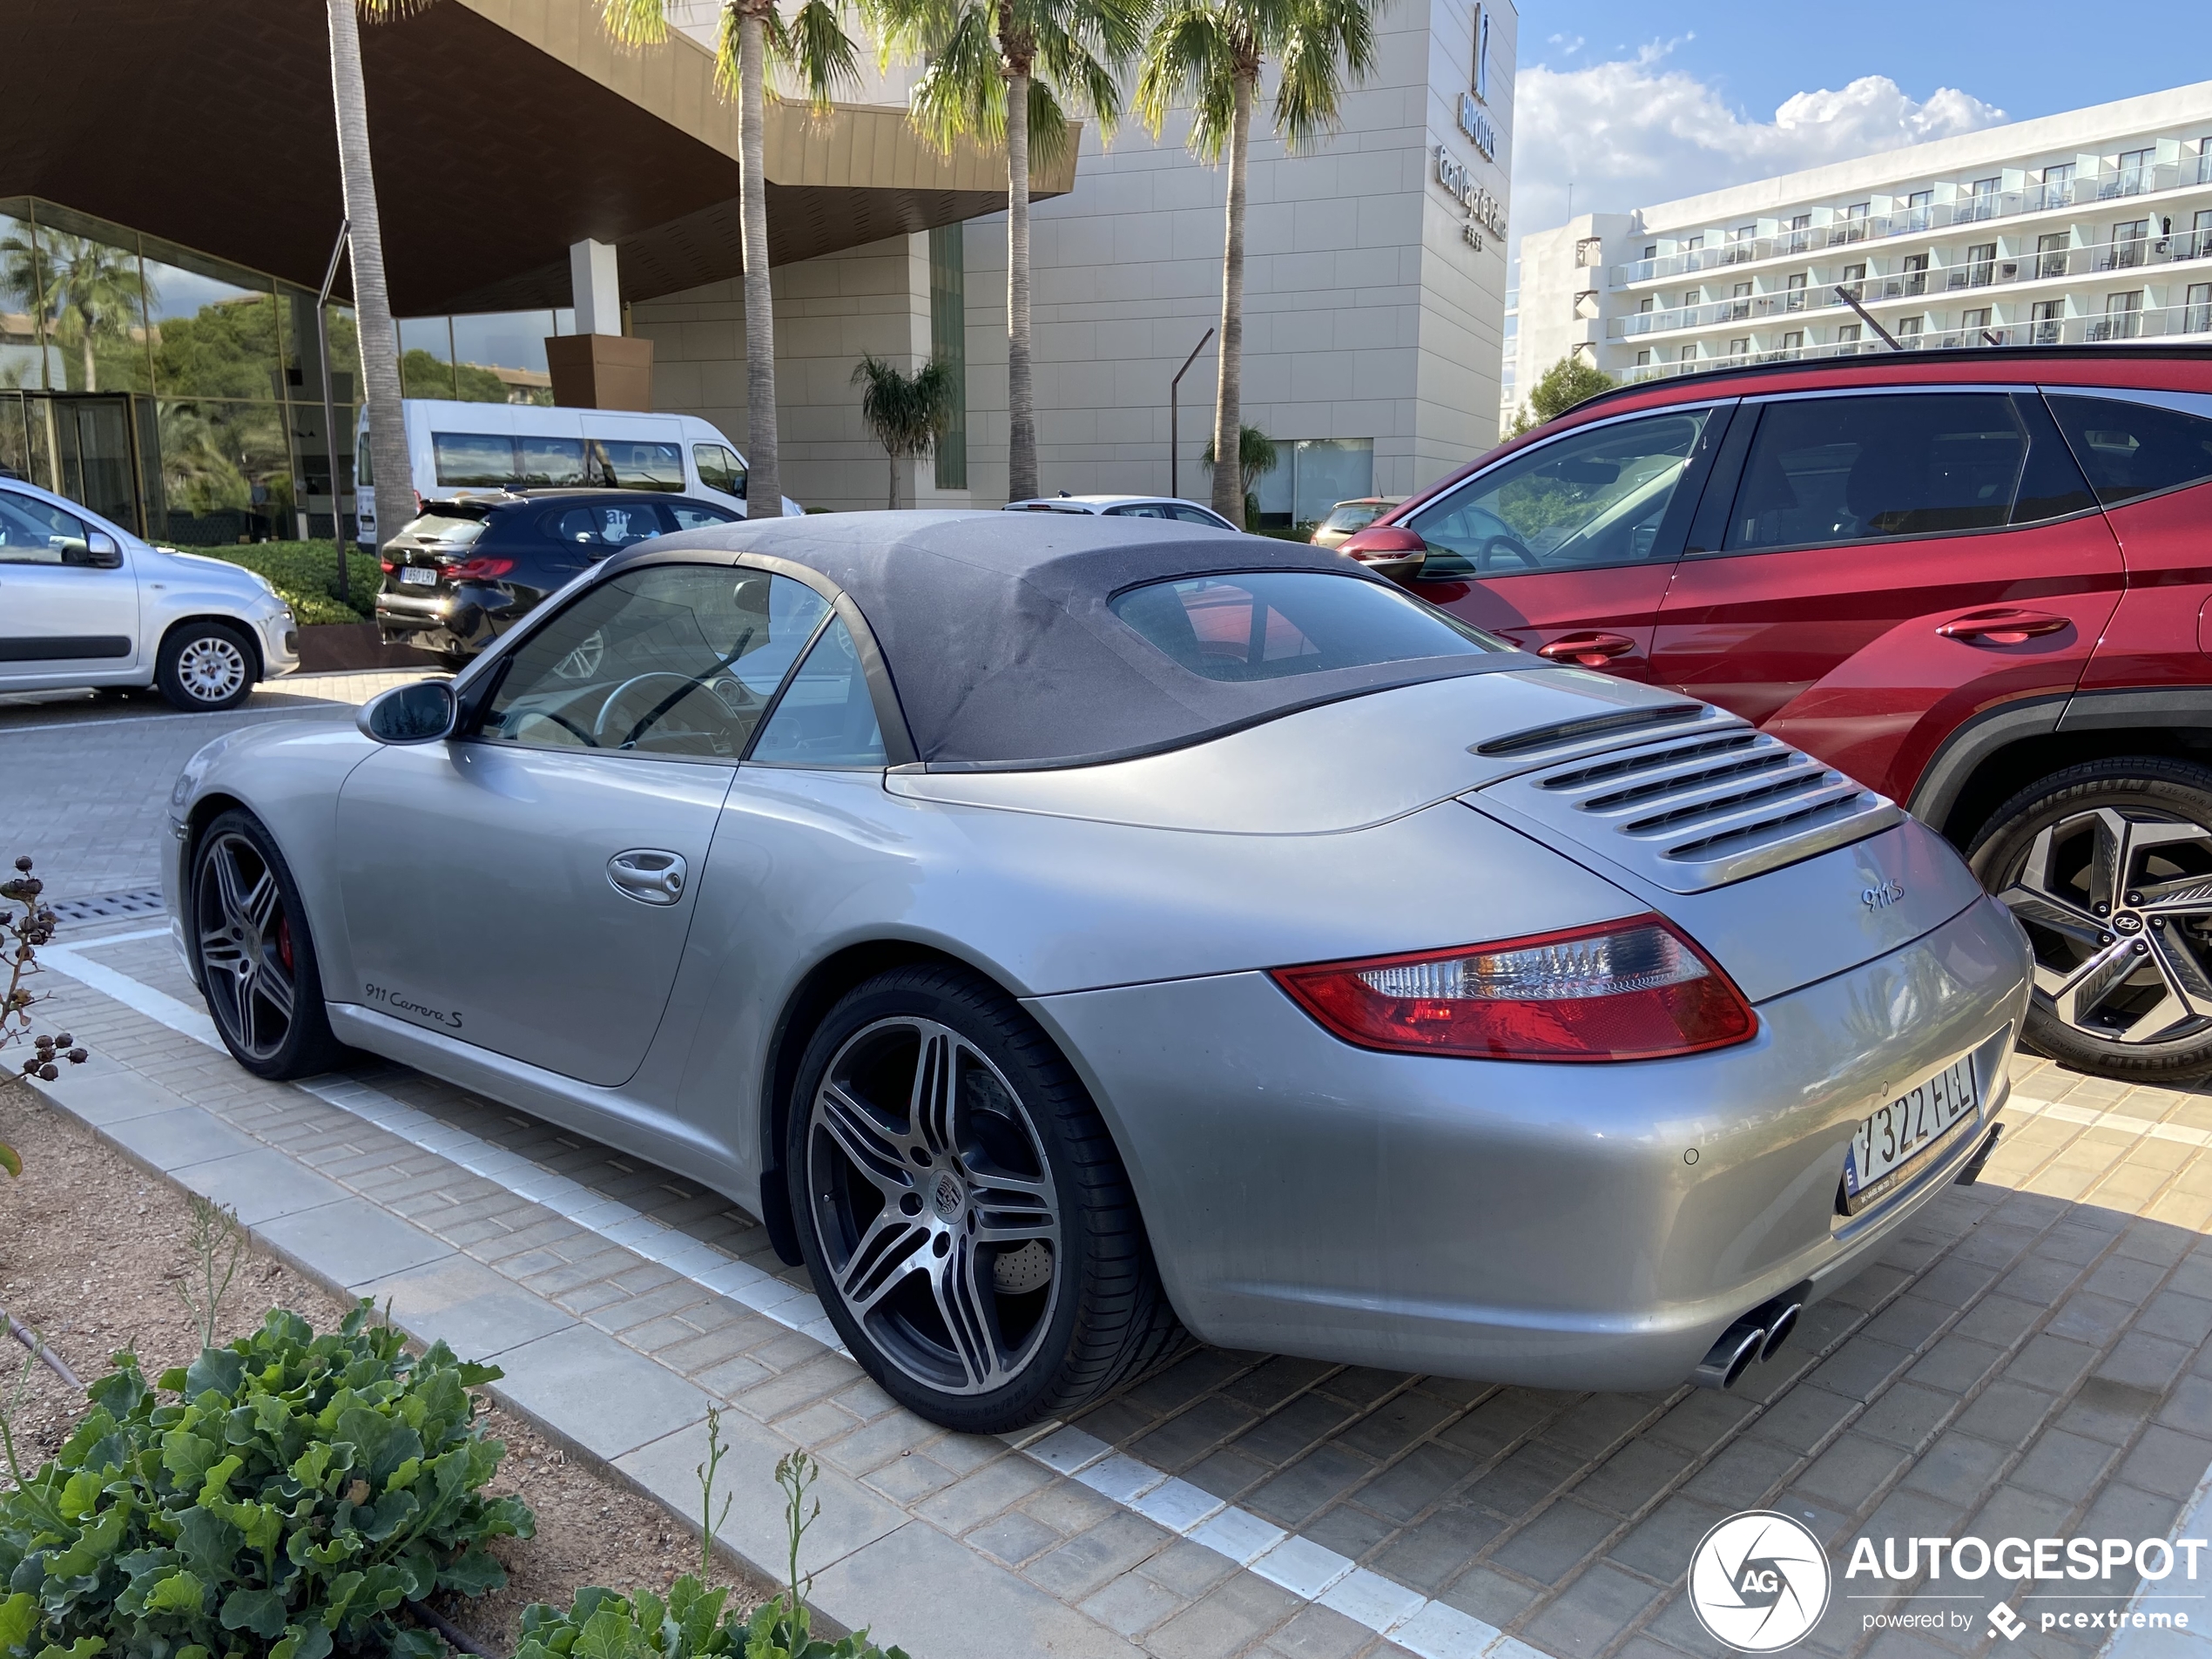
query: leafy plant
[
  {"left": 848, "top": 356, "right": 958, "bottom": 511},
  {"left": 696, "top": 1406, "right": 732, "bottom": 1579},
  {"left": 1505, "top": 354, "right": 1614, "bottom": 437},
  {"left": 2, "top": 853, "right": 93, "bottom": 1176},
  {"left": 0, "top": 1300, "right": 530, "bottom": 1659},
  {"left": 195, "top": 543, "right": 382, "bottom": 625},
  {"left": 513, "top": 1449, "right": 906, "bottom": 1659},
  {"left": 174, "top": 1195, "right": 249, "bottom": 1353}
]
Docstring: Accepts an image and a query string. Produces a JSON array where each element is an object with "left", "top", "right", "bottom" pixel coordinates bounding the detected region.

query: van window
[
  {"left": 518, "top": 437, "right": 589, "bottom": 487},
  {"left": 588, "top": 439, "right": 685, "bottom": 492},
  {"left": 434, "top": 433, "right": 518, "bottom": 488},
  {"left": 692, "top": 443, "right": 747, "bottom": 496}
]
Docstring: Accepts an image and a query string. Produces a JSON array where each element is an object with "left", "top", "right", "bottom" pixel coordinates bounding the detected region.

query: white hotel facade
[
  {"left": 629, "top": 0, "right": 1518, "bottom": 522},
  {"left": 1510, "top": 81, "right": 2212, "bottom": 415}
]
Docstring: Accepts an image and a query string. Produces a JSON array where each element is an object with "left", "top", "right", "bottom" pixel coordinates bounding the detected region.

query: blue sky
[{"left": 1504, "top": 2, "right": 2207, "bottom": 244}]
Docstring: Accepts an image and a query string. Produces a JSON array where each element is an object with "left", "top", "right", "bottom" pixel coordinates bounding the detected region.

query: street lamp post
[{"left": 1170, "top": 328, "right": 1215, "bottom": 501}]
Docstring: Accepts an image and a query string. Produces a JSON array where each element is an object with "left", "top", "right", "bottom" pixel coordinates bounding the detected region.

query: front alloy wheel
[
  {"left": 191, "top": 812, "right": 345, "bottom": 1079},
  {"left": 1973, "top": 759, "right": 2212, "bottom": 1080},
  {"left": 789, "top": 966, "right": 1179, "bottom": 1432}
]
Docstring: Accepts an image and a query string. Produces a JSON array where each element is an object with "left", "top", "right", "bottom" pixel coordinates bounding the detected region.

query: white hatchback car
[
  {"left": 1004, "top": 493, "right": 1238, "bottom": 530},
  {"left": 0, "top": 477, "right": 300, "bottom": 711}
]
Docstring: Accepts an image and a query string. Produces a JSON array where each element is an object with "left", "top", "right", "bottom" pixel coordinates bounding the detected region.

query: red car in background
[{"left": 1342, "top": 345, "right": 2212, "bottom": 1082}]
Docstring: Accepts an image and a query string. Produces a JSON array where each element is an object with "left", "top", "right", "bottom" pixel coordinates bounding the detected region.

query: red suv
[{"left": 1342, "top": 346, "right": 2212, "bottom": 1082}]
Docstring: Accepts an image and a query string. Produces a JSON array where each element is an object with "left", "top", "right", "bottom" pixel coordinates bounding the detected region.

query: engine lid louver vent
[{"left": 1474, "top": 719, "right": 1902, "bottom": 893}]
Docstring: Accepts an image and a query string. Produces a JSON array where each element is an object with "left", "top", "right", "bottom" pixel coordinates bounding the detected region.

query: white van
[{"left": 355, "top": 400, "right": 799, "bottom": 537}]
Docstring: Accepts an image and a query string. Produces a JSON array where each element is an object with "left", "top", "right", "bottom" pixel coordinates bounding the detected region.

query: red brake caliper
[{"left": 278, "top": 915, "right": 294, "bottom": 974}]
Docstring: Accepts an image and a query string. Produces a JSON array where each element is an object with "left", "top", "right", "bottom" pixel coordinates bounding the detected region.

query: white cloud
[{"left": 1509, "top": 44, "right": 2006, "bottom": 247}]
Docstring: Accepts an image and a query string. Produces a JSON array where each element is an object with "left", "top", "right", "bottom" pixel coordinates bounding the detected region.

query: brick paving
[{"left": 17, "top": 694, "right": 2212, "bottom": 1659}]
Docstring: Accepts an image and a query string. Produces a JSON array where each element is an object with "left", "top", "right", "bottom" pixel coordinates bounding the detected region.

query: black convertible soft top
[{"left": 639, "top": 512, "right": 1527, "bottom": 770}]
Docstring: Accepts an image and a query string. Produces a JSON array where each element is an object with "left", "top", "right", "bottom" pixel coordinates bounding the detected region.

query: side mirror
[
  {"left": 732, "top": 471, "right": 749, "bottom": 501},
  {"left": 1339, "top": 524, "right": 1429, "bottom": 583},
  {"left": 357, "top": 678, "right": 456, "bottom": 744},
  {"left": 84, "top": 530, "right": 122, "bottom": 568}
]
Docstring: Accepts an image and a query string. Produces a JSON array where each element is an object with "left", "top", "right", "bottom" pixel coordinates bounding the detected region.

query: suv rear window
[
  {"left": 2047, "top": 395, "right": 2212, "bottom": 505},
  {"left": 1109, "top": 570, "right": 1501, "bottom": 682},
  {"left": 396, "top": 510, "right": 487, "bottom": 545}
]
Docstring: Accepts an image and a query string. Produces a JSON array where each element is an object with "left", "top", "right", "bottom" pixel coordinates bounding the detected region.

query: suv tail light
[
  {"left": 445, "top": 556, "right": 515, "bottom": 583},
  {"left": 1272, "top": 916, "right": 1757, "bottom": 1062}
]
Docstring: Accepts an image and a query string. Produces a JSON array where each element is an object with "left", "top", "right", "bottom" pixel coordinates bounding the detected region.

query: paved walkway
[{"left": 15, "top": 693, "right": 2212, "bottom": 1659}]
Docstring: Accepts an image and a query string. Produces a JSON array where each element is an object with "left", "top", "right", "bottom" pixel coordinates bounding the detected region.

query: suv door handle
[
  {"left": 606, "top": 849, "right": 688, "bottom": 905},
  {"left": 1937, "top": 610, "right": 2071, "bottom": 645},
  {"left": 1537, "top": 631, "right": 1639, "bottom": 665}
]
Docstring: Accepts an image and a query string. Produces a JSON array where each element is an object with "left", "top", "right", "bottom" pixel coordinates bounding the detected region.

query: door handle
[
  {"left": 1936, "top": 610, "right": 2071, "bottom": 645},
  {"left": 1537, "top": 631, "right": 1639, "bottom": 666},
  {"left": 606, "top": 849, "right": 688, "bottom": 906}
]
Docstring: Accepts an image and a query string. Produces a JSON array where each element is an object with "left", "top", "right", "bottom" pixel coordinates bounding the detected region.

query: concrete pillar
[
  {"left": 550, "top": 239, "right": 654, "bottom": 409},
  {"left": 570, "top": 239, "right": 623, "bottom": 336}
]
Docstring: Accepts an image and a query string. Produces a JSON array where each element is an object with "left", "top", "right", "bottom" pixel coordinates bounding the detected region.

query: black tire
[
  {"left": 156, "top": 620, "right": 257, "bottom": 711},
  {"left": 786, "top": 964, "right": 1181, "bottom": 1433},
  {"left": 1969, "top": 757, "right": 2212, "bottom": 1082},
  {"left": 189, "top": 810, "right": 347, "bottom": 1080}
]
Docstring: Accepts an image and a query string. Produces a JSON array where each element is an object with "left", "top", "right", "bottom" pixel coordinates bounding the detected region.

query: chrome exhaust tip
[
  {"left": 1759, "top": 1302, "right": 1802, "bottom": 1363},
  {"left": 1695, "top": 1320, "right": 1766, "bottom": 1390}
]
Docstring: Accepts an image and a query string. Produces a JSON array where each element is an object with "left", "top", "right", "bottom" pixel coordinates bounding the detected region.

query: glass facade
[
  {"left": 0, "top": 199, "right": 578, "bottom": 541},
  {"left": 927, "top": 225, "right": 968, "bottom": 489},
  {"left": 1253, "top": 438, "right": 1377, "bottom": 529},
  {"left": 0, "top": 197, "right": 354, "bottom": 543}
]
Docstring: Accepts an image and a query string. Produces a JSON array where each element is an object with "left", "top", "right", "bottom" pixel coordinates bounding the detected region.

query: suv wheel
[
  {"left": 157, "top": 620, "right": 255, "bottom": 711},
  {"left": 190, "top": 811, "right": 347, "bottom": 1080},
  {"left": 1970, "top": 758, "right": 2212, "bottom": 1081},
  {"left": 787, "top": 965, "right": 1180, "bottom": 1433}
]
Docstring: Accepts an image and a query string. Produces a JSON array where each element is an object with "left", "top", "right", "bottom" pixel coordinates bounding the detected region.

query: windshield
[
  {"left": 1109, "top": 571, "right": 1503, "bottom": 683},
  {"left": 1320, "top": 503, "right": 1386, "bottom": 533}
]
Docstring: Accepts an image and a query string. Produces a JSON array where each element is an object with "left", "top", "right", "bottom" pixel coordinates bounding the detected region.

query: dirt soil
[{"left": 0, "top": 1076, "right": 772, "bottom": 1655}]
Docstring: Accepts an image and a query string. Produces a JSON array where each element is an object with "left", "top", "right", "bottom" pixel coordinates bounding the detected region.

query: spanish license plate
[
  {"left": 401, "top": 565, "right": 437, "bottom": 586},
  {"left": 1841, "top": 1057, "right": 1979, "bottom": 1214}
]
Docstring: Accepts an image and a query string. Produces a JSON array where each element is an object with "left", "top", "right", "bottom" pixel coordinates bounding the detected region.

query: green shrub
[
  {"left": 185, "top": 543, "right": 381, "bottom": 626},
  {"left": 0, "top": 1301, "right": 530, "bottom": 1659},
  {"left": 514, "top": 1451, "right": 904, "bottom": 1659}
]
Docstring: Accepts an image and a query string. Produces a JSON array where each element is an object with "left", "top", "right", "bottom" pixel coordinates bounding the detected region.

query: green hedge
[{"left": 182, "top": 542, "right": 381, "bottom": 627}]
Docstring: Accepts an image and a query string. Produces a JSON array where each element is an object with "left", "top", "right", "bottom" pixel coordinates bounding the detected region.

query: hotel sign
[
  {"left": 1435, "top": 146, "right": 1507, "bottom": 250},
  {"left": 1458, "top": 3, "right": 1497, "bottom": 159}
]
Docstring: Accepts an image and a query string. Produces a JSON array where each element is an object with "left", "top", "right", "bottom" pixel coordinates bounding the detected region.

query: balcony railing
[
  {"left": 1607, "top": 231, "right": 2212, "bottom": 339},
  {"left": 1609, "top": 157, "right": 2205, "bottom": 287},
  {"left": 1615, "top": 300, "right": 2212, "bottom": 383}
]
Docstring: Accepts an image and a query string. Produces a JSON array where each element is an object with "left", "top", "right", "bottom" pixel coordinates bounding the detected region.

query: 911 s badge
[{"left": 1862, "top": 878, "right": 1905, "bottom": 911}]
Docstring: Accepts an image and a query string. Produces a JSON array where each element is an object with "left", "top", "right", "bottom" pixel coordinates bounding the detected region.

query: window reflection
[
  {"left": 32, "top": 215, "right": 149, "bottom": 393},
  {"left": 143, "top": 238, "right": 280, "bottom": 401}
]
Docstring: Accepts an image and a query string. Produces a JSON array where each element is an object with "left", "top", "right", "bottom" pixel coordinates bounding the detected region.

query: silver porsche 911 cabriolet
[{"left": 164, "top": 513, "right": 2029, "bottom": 1433}]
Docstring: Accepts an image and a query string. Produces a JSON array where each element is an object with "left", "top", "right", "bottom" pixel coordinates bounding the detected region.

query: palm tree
[
  {"left": 330, "top": 1, "right": 412, "bottom": 550},
  {"left": 1199, "top": 421, "right": 1278, "bottom": 528},
  {"left": 604, "top": 0, "right": 863, "bottom": 521},
  {"left": 1136, "top": 0, "right": 1379, "bottom": 523},
  {"left": 872, "top": 0, "right": 1146, "bottom": 502},
  {"left": 852, "top": 354, "right": 959, "bottom": 509}
]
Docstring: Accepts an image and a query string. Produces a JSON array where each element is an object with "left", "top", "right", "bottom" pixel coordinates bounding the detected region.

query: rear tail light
[
  {"left": 379, "top": 559, "right": 395, "bottom": 574},
  {"left": 1272, "top": 915, "right": 1757, "bottom": 1062},
  {"left": 446, "top": 556, "right": 515, "bottom": 583}
]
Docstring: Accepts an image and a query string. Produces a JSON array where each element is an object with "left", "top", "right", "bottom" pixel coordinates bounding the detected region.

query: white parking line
[{"left": 37, "top": 942, "right": 1532, "bottom": 1659}]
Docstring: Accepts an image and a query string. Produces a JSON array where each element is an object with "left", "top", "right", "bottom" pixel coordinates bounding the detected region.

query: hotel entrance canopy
[{"left": 4, "top": 0, "right": 1069, "bottom": 315}]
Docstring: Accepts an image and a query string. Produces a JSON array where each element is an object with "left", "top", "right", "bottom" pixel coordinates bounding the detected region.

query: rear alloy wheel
[
  {"left": 788, "top": 966, "right": 1179, "bottom": 1433},
  {"left": 1971, "top": 759, "right": 2212, "bottom": 1081},
  {"left": 191, "top": 811, "right": 346, "bottom": 1079},
  {"left": 157, "top": 621, "right": 255, "bottom": 711}
]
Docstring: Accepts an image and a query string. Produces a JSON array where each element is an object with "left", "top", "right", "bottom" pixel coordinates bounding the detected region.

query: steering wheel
[
  {"left": 594, "top": 671, "right": 724, "bottom": 749},
  {"left": 1476, "top": 534, "right": 1541, "bottom": 572}
]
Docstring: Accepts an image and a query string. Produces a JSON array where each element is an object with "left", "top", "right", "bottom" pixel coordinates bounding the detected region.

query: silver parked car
[{"left": 164, "top": 514, "right": 2029, "bottom": 1432}]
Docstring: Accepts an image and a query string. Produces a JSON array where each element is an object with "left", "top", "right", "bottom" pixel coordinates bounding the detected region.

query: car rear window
[
  {"left": 396, "top": 511, "right": 487, "bottom": 545},
  {"left": 1320, "top": 502, "right": 1386, "bottom": 534},
  {"left": 2047, "top": 394, "right": 2212, "bottom": 505},
  {"left": 1109, "top": 570, "right": 1502, "bottom": 683}
]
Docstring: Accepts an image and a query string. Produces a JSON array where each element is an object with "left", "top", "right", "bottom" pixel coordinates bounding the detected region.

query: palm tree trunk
[
  {"left": 326, "top": 0, "right": 409, "bottom": 557},
  {"left": 78, "top": 317, "right": 96, "bottom": 394},
  {"left": 1005, "top": 66, "right": 1037, "bottom": 502},
  {"left": 887, "top": 446, "right": 900, "bottom": 511},
  {"left": 738, "top": 7, "right": 784, "bottom": 518},
  {"left": 1210, "top": 72, "right": 1252, "bottom": 526}
]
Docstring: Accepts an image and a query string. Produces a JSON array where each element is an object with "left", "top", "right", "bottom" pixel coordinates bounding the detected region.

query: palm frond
[
  {"left": 904, "top": 6, "right": 1004, "bottom": 154},
  {"left": 597, "top": 0, "right": 671, "bottom": 45},
  {"left": 1024, "top": 79, "right": 1077, "bottom": 172},
  {"left": 852, "top": 353, "right": 959, "bottom": 455},
  {"left": 711, "top": 3, "right": 745, "bottom": 104},
  {"left": 1133, "top": 0, "right": 1238, "bottom": 158},
  {"left": 771, "top": 0, "right": 865, "bottom": 111},
  {"left": 356, "top": 0, "right": 435, "bottom": 19},
  {"left": 1271, "top": 0, "right": 1379, "bottom": 149}
]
